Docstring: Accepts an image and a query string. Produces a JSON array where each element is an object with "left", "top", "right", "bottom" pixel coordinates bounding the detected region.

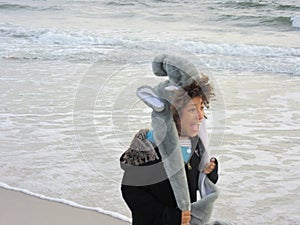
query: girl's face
[{"left": 180, "top": 96, "right": 205, "bottom": 137}]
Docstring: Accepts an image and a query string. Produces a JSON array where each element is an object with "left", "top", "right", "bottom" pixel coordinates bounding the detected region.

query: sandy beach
[{"left": 0, "top": 187, "right": 130, "bottom": 225}]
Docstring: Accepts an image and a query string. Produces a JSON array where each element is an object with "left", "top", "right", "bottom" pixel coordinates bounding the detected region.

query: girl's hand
[
  {"left": 181, "top": 210, "right": 191, "bottom": 225},
  {"left": 203, "top": 158, "right": 216, "bottom": 174}
]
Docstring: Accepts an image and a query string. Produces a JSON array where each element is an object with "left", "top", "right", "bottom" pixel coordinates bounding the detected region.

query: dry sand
[{"left": 0, "top": 187, "right": 130, "bottom": 225}]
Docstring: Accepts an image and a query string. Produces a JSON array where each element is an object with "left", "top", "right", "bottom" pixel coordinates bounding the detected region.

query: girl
[{"left": 120, "top": 73, "right": 218, "bottom": 225}]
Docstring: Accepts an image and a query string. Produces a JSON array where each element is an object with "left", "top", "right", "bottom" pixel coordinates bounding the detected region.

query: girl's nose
[{"left": 197, "top": 109, "right": 204, "bottom": 121}]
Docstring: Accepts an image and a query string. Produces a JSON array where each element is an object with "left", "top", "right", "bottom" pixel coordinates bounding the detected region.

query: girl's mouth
[{"left": 191, "top": 123, "right": 200, "bottom": 132}]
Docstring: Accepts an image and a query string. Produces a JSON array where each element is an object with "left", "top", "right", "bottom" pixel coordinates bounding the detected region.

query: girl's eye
[{"left": 188, "top": 108, "right": 196, "bottom": 112}]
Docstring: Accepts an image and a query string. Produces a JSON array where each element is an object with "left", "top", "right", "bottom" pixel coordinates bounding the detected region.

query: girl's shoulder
[{"left": 120, "top": 129, "right": 159, "bottom": 167}]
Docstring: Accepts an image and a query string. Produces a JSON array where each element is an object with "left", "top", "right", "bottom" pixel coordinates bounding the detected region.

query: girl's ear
[{"left": 136, "top": 86, "right": 165, "bottom": 112}]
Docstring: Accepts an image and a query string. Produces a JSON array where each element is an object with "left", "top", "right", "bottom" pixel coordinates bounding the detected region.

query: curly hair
[{"left": 171, "top": 74, "right": 215, "bottom": 135}]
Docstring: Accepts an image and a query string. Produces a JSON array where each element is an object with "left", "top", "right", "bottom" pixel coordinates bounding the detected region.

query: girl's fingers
[
  {"left": 203, "top": 162, "right": 215, "bottom": 174},
  {"left": 181, "top": 210, "right": 191, "bottom": 224}
]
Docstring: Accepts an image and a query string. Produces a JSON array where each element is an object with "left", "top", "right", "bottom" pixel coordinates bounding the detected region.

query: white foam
[
  {"left": 291, "top": 16, "right": 300, "bottom": 28},
  {"left": 1, "top": 23, "right": 299, "bottom": 57},
  {"left": 0, "top": 182, "right": 131, "bottom": 223},
  {"left": 180, "top": 40, "right": 300, "bottom": 58},
  {"left": 0, "top": 23, "right": 299, "bottom": 75}
]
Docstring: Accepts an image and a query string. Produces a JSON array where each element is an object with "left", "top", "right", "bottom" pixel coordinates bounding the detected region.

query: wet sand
[{"left": 0, "top": 187, "right": 130, "bottom": 225}]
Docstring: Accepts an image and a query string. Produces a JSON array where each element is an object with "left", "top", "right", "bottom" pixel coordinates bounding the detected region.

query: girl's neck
[{"left": 179, "top": 136, "right": 189, "bottom": 140}]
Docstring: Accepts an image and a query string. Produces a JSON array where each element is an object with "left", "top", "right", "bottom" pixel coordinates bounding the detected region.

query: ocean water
[{"left": 0, "top": 0, "right": 300, "bottom": 224}]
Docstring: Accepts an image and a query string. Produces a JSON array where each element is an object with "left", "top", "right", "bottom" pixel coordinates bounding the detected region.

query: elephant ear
[{"left": 136, "top": 86, "right": 165, "bottom": 112}]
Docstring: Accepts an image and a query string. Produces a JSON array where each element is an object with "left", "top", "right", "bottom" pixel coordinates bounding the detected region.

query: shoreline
[{"left": 0, "top": 187, "right": 131, "bottom": 225}]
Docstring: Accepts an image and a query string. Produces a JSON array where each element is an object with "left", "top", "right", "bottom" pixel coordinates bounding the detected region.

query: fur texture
[{"left": 121, "top": 129, "right": 158, "bottom": 166}]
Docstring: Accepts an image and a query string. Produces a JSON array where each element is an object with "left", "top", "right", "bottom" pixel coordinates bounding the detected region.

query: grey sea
[{"left": 0, "top": 0, "right": 300, "bottom": 224}]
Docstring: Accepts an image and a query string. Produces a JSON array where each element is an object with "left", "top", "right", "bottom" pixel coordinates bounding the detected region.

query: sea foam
[
  {"left": 291, "top": 16, "right": 300, "bottom": 28},
  {"left": 0, "top": 23, "right": 299, "bottom": 75}
]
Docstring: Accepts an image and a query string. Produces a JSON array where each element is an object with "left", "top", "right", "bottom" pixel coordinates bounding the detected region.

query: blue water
[{"left": 0, "top": 0, "right": 300, "bottom": 224}]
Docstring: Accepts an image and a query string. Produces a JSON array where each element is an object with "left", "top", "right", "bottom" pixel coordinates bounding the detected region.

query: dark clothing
[{"left": 120, "top": 130, "right": 218, "bottom": 225}]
